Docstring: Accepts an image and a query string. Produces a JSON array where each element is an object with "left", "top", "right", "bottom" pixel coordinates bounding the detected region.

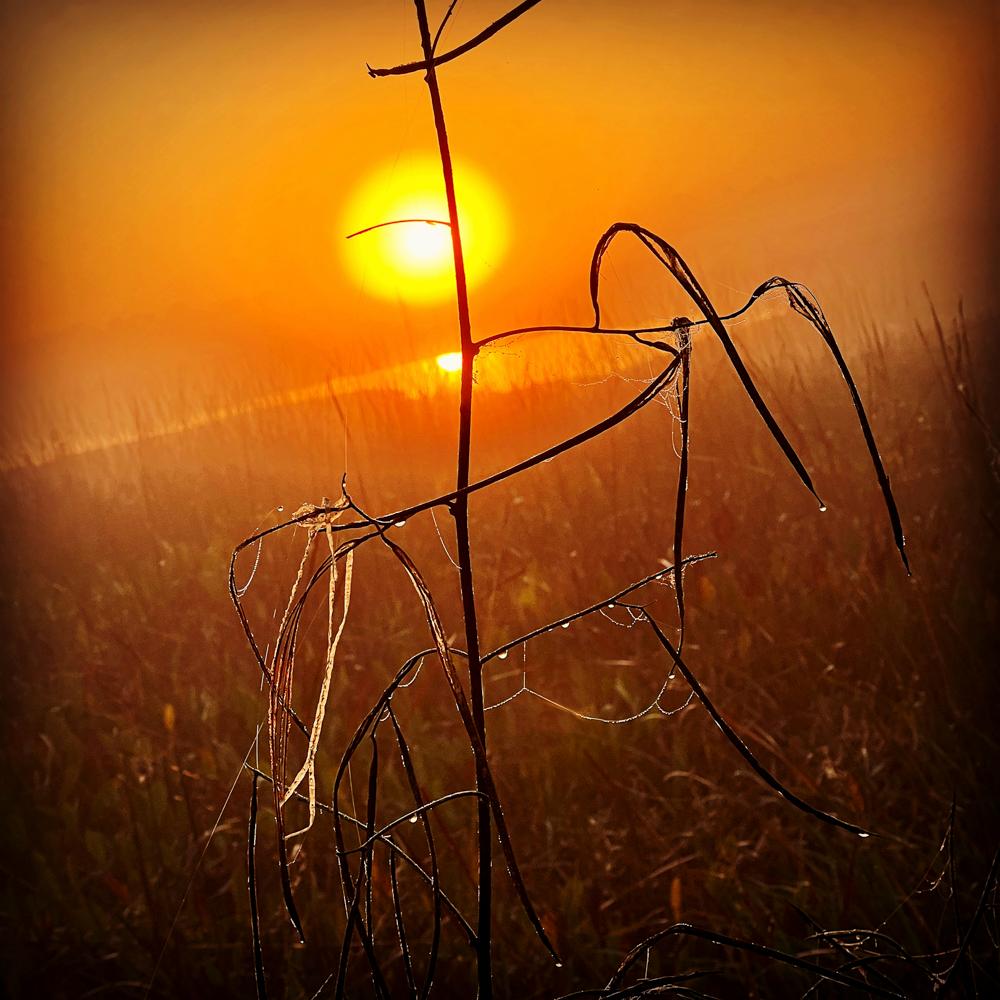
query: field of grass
[{"left": 1, "top": 300, "right": 997, "bottom": 998}]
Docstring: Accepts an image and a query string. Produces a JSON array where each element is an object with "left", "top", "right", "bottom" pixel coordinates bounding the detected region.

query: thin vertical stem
[
  {"left": 673, "top": 339, "right": 691, "bottom": 652},
  {"left": 412, "top": 2, "right": 492, "bottom": 996}
]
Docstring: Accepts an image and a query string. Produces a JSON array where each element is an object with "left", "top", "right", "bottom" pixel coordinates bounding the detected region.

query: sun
[
  {"left": 436, "top": 351, "right": 463, "bottom": 373},
  {"left": 341, "top": 154, "right": 508, "bottom": 303}
]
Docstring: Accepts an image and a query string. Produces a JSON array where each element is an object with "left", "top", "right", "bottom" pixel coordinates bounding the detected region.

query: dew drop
[
  {"left": 277, "top": 505, "right": 284, "bottom": 512},
  {"left": 857, "top": 831, "right": 870, "bottom": 838},
  {"left": 395, "top": 519, "right": 407, "bottom": 527},
  {"left": 555, "top": 962, "right": 563, "bottom": 969},
  {"left": 818, "top": 504, "right": 827, "bottom": 513},
  {"left": 409, "top": 815, "right": 419, "bottom": 824},
  {"left": 498, "top": 650, "right": 508, "bottom": 660},
  {"left": 561, "top": 622, "right": 571, "bottom": 629}
]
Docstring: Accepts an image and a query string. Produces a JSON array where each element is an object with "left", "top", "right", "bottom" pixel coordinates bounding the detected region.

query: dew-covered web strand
[
  {"left": 481, "top": 561, "right": 711, "bottom": 723},
  {"left": 235, "top": 536, "right": 264, "bottom": 598},
  {"left": 234, "top": 504, "right": 287, "bottom": 597},
  {"left": 430, "top": 507, "right": 460, "bottom": 570}
]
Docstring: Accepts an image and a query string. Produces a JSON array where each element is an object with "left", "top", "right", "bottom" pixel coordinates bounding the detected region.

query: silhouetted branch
[
  {"left": 482, "top": 552, "right": 716, "bottom": 665},
  {"left": 431, "top": 0, "right": 460, "bottom": 54},
  {"left": 368, "top": 0, "right": 545, "bottom": 77}
]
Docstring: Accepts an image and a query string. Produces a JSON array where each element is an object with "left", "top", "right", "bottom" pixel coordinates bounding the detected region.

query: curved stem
[{"left": 345, "top": 218, "right": 451, "bottom": 239}]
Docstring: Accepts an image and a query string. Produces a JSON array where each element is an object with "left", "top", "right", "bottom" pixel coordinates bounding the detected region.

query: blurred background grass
[{"left": 0, "top": 301, "right": 997, "bottom": 997}]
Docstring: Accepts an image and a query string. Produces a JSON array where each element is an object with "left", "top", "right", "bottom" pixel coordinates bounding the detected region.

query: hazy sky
[{"left": 2, "top": 0, "right": 996, "bottom": 408}]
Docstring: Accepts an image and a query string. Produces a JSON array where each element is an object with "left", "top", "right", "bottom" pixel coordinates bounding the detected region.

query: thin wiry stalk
[
  {"left": 938, "top": 845, "right": 1000, "bottom": 995},
  {"left": 330, "top": 707, "right": 403, "bottom": 988},
  {"left": 672, "top": 335, "right": 692, "bottom": 651},
  {"left": 246, "top": 763, "right": 476, "bottom": 945},
  {"left": 362, "top": 732, "right": 384, "bottom": 992},
  {"left": 410, "top": 2, "right": 493, "bottom": 991},
  {"left": 795, "top": 907, "right": 905, "bottom": 997},
  {"left": 475, "top": 321, "right": 681, "bottom": 353},
  {"left": 606, "top": 924, "right": 904, "bottom": 998},
  {"left": 554, "top": 971, "right": 716, "bottom": 1000},
  {"left": 332, "top": 731, "right": 391, "bottom": 1000},
  {"left": 431, "top": 0, "right": 460, "bottom": 55},
  {"left": 344, "top": 791, "right": 488, "bottom": 855},
  {"left": 368, "top": 0, "right": 545, "bottom": 77},
  {"left": 387, "top": 847, "right": 417, "bottom": 1000},
  {"left": 387, "top": 705, "right": 445, "bottom": 998},
  {"left": 248, "top": 771, "right": 268, "bottom": 1000},
  {"left": 332, "top": 862, "right": 378, "bottom": 1000}
]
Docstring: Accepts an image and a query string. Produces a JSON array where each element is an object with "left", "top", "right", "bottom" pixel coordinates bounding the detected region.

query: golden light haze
[{"left": 2, "top": 0, "right": 996, "bottom": 418}]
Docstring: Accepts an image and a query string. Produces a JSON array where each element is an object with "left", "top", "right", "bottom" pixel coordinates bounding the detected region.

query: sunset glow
[
  {"left": 342, "top": 155, "right": 508, "bottom": 304},
  {"left": 3, "top": 2, "right": 995, "bottom": 996}
]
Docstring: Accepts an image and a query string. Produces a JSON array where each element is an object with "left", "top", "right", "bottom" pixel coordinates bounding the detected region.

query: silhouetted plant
[{"left": 230, "top": 3, "right": 917, "bottom": 997}]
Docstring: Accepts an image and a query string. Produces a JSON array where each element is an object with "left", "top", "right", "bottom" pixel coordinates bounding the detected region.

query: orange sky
[{"left": 1, "top": 0, "right": 996, "bottom": 416}]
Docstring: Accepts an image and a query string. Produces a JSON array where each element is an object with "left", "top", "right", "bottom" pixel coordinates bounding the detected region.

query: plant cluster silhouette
[{"left": 227, "top": 3, "right": 939, "bottom": 997}]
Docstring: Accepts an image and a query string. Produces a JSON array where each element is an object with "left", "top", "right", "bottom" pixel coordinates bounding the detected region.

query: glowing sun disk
[
  {"left": 436, "top": 352, "right": 463, "bottom": 373},
  {"left": 342, "top": 155, "right": 507, "bottom": 304},
  {"left": 398, "top": 223, "right": 451, "bottom": 265}
]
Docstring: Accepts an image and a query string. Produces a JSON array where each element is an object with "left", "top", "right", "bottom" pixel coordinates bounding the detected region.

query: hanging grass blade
[
  {"left": 387, "top": 847, "right": 418, "bottom": 1000},
  {"left": 387, "top": 705, "right": 447, "bottom": 997},
  {"left": 782, "top": 281, "right": 910, "bottom": 572},
  {"left": 248, "top": 771, "right": 268, "bottom": 1000},
  {"left": 283, "top": 540, "right": 355, "bottom": 838},
  {"left": 590, "top": 223, "right": 824, "bottom": 509},
  {"left": 640, "top": 610, "right": 872, "bottom": 837},
  {"left": 332, "top": 732, "right": 390, "bottom": 1000},
  {"left": 382, "top": 534, "right": 562, "bottom": 965},
  {"left": 248, "top": 762, "right": 476, "bottom": 944}
]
